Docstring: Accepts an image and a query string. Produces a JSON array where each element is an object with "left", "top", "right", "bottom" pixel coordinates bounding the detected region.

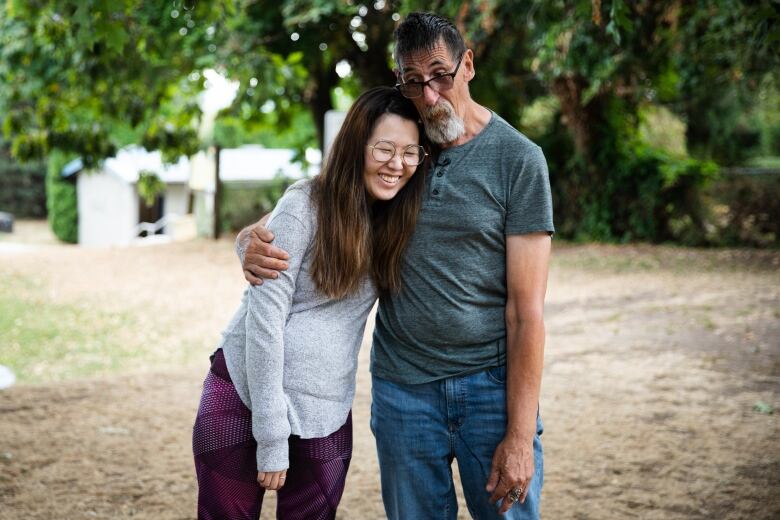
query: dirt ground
[{"left": 1, "top": 222, "right": 779, "bottom": 519}]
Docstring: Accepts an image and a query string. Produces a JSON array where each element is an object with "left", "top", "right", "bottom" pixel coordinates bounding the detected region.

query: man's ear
[
  {"left": 394, "top": 68, "right": 402, "bottom": 83},
  {"left": 462, "top": 49, "right": 475, "bottom": 82}
]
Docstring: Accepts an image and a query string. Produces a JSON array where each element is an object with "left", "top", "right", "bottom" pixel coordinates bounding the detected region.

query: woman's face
[{"left": 363, "top": 113, "right": 421, "bottom": 202}]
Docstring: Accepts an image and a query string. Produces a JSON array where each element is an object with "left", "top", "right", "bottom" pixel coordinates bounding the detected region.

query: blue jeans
[{"left": 371, "top": 366, "right": 543, "bottom": 519}]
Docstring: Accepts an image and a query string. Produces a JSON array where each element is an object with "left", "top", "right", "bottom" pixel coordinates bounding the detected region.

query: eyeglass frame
[
  {"left": 368, "top": 139, "right": 429, "bottom": 167},
  {"left": 394, "top": 54, "right": 465, "bottom": 99}
]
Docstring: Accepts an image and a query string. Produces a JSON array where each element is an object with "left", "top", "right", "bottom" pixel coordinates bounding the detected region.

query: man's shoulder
[{"left": 488, "top": 112, "right": 542, "bottom": 154}]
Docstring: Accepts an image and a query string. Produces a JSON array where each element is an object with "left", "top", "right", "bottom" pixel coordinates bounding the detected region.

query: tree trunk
[
  {"left": 550, "top": 75, "right": 594, "bottom": 159},
  {"left": 305, "top": 63, "right": 339, "bottom": 151}
]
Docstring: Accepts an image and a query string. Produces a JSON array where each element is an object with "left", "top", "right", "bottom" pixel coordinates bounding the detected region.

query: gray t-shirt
[
  {"left": 225, "top": 180, "right": 376, "bottom": 472},
  {"left": 371, "top": 112, "right": 554, "bottom": 384}
]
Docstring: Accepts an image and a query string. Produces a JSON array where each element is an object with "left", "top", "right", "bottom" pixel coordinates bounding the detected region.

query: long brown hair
[{"left": 311, "top": 86, "right": 427, "bottom": 299}]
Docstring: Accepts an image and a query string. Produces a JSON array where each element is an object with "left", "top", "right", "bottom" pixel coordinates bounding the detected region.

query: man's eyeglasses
[
  {"left": 395, "top": 55, "right": 464, "bottom": 99},
  {"left": 369, "top": 140, "right": 428, "bottom": 166}
]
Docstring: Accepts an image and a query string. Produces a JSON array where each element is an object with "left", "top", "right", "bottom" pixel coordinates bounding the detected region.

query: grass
[
  {"left": 701, "top": 317, "right": 717, "bottom": 331},
  {"left": 0, "top": 275, "right": 142, "bottom": 384},
  {"left": 0, "top": 271, "right": 208, "bottom": 385},
  {"left": 552, "top": 241, "right": 780, "bottom": 274},
  {"left": 2, "top": 238, "right": 777, "bottom": 386}
]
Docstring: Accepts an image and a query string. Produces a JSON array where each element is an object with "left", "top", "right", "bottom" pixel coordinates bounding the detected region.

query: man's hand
[
  {"left": 485, "top": 434, "right": 535, "bottom": 513},
  {"left": 257, "top": 470, "right": 287, "bottom": 491},
  {"left": 238, "top": 218, "right": 290, "bottom": 285}
]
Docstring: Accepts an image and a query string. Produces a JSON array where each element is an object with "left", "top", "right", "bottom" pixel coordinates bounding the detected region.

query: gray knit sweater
[{"left": 222, "top": 180, "right": 376, "bottom": 472}]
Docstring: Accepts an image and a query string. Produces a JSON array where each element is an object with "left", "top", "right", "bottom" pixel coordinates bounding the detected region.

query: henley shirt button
[
  {"left": 436, "top": 171, "right": 443, "bottom": 177},
  {"left": 442, "top": 158, "right": 451, "bottom": 165},
  {"left": 432, "top": 189, "right": 439, "bottom": 195}
]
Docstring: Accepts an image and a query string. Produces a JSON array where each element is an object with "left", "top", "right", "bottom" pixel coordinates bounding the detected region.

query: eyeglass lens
[{"left": 399, "top": 75, "right": 454, "bottom": 98}]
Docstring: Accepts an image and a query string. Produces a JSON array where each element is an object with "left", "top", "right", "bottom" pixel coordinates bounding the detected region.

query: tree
[
  {"left": 0, "top": 0, "right": 231, "bottom": 165},
  {"left": 215, "top": 1, "right": 399, "bottom": 149},
  {"left": 2, "top": 1, "right": 777, "bottom": 244},
  {"left": 410, "top": 0, "right": 778, "bottom": 241},
  {"left": 675, "top": 0, "right": 780, "bottom": 164}
]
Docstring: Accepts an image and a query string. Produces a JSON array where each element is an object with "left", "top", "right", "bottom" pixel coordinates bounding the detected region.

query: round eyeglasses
[{"left": 369, "top": 140, "right": 428, "bottom": 166}]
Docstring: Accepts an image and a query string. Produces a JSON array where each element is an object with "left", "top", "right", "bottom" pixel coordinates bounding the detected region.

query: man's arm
[
  {"left": 235, "top": 214, "right": 290, "bottom": 285},
  {"left": 487, "top": 232, "right": 551, "bottom": 513}
]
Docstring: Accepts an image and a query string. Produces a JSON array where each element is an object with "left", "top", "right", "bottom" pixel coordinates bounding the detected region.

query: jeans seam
[{"left": 458, "top": 377, "right": 466, "bottom": 428}]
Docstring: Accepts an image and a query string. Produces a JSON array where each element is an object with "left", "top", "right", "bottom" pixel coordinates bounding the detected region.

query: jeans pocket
[{"left": 485, "top": 364, "right": 507, "bottom": 385}]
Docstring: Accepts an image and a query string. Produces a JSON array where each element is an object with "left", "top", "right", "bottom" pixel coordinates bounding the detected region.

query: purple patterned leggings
[{"left": 192, "top": 349, "right": 352, "bottom": 520}]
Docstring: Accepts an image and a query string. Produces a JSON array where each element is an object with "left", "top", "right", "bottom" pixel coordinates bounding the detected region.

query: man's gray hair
[{"left": 393, "top": 12, "right": 466, "bottom": 68}]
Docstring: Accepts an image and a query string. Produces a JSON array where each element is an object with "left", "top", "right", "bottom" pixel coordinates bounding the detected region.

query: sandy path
[{"left": 1, "top": 230, "right": 778, "bottom": 519}]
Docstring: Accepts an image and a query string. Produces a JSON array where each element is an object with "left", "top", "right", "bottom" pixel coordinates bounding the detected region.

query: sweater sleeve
[{"left": 244, "top": 205, "right": 312, "bottom": 472}]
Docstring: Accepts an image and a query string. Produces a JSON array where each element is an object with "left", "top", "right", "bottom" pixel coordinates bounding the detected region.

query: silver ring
[{"left": 507, "top": 487, "right": 523, "bottom": 503}]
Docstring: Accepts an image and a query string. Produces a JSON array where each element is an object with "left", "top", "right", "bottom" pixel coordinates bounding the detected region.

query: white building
[
  {"left": 63, "top": 146, "right": 192, "bottom": 247},
  {"left": 64, "top": 144, "right": 322, "bottom": 246}
]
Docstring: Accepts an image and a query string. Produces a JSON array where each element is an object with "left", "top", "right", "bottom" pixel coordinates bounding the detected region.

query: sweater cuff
[{"left": 256, "top": 441, "right": 289, "bottom": 472}]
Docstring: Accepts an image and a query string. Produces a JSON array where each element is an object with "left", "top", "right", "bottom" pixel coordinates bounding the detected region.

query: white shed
[{"left": 63, "top": 146, "right": 192, "bottom": 247}]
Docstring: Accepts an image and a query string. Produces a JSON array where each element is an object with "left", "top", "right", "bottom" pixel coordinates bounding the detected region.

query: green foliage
[
  {"left": 2, "top": 0, "right": 778, "bottom": 248},
  {"left": 45, "top": 150, "right": 77, "bottom": 243},
  {"left": 747, "top": 76, "right": 780, "bottom": 159},
  {"left": 214, "top": 107, "right": 317, "bottom": 160},
  {"left": 449, "top": 0, "right": 777, "bottom": 246},
  {"left": 703, "top": 173, "right": 780, "bottom": 247},
  {"left": 746, "top": 156, "right": 780, "bottom": 169},
  {"left": 216, "top": 1, "right": 397, "bottom": 147},
  {"left": 638, "top": 105, "right": 688, "bottom": 157},
  {"left": 219, "top": 177, "right": 296, "bottom": 233},
  {"left": 542, "top": 96, "right": 719, "bottom": 244},
  {"left": 0, "top": 141, "right": 47, "bottom": 217},
  {"left": 137, "top": 170, "right": 166, "bottom": 208},
  {"left": 0, "top": 0, "right": 231, "bottom": 164},
  {"left": 675, "top": 0, "right": 780, "bottom": 164},
  {"left": 636, "top": 149, "right": 719, "bottom": 245}
]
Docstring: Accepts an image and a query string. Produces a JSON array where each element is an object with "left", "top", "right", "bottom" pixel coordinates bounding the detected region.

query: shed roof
[{"left": 61, "top": 146, "right": 190, "bottom": 184}]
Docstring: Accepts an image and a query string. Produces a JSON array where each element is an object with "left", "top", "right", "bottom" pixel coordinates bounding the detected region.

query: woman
[{"left": 192, "top": 86, "right": 428, "bottom": 520}]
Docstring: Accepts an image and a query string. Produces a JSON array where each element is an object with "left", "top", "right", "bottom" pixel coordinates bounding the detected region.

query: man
[{"left": 237, "top": 12, "right": 553, "bottom": 519}]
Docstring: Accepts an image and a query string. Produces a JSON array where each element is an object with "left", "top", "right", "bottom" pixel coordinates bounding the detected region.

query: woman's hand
[{"left": 257, "top": 470, "right": 288, "bottom": 490}]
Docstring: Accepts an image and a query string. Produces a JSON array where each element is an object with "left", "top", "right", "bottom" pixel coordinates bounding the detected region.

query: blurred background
[
  {"left": 0, "top": 1, "right": 778, "bottom": 519},
  {"left": 1, "top": 0, "right": 779, "bottom": 247}
]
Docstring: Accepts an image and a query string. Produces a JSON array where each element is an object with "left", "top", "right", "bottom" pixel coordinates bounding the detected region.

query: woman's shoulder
[
  {"left": 269, "top": 178, "right": 317, "bottom": 228},
  {"left": 270, "top": 178, "right": 313, "bottom": 211}
]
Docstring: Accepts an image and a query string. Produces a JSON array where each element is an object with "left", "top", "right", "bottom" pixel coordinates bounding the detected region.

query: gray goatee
[{"left": 421, "top": 101, "right": 466, "bottom": 144}]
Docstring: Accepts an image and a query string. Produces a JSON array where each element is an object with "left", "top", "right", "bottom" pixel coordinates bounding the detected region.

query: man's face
[{"left": 397, "top": 41, "right": 473, "bottom": 145}]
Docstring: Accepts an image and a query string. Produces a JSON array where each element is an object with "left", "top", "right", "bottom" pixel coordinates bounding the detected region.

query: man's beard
[{"left": 420, "top": 100, "right": 465, "bottom": 144}]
